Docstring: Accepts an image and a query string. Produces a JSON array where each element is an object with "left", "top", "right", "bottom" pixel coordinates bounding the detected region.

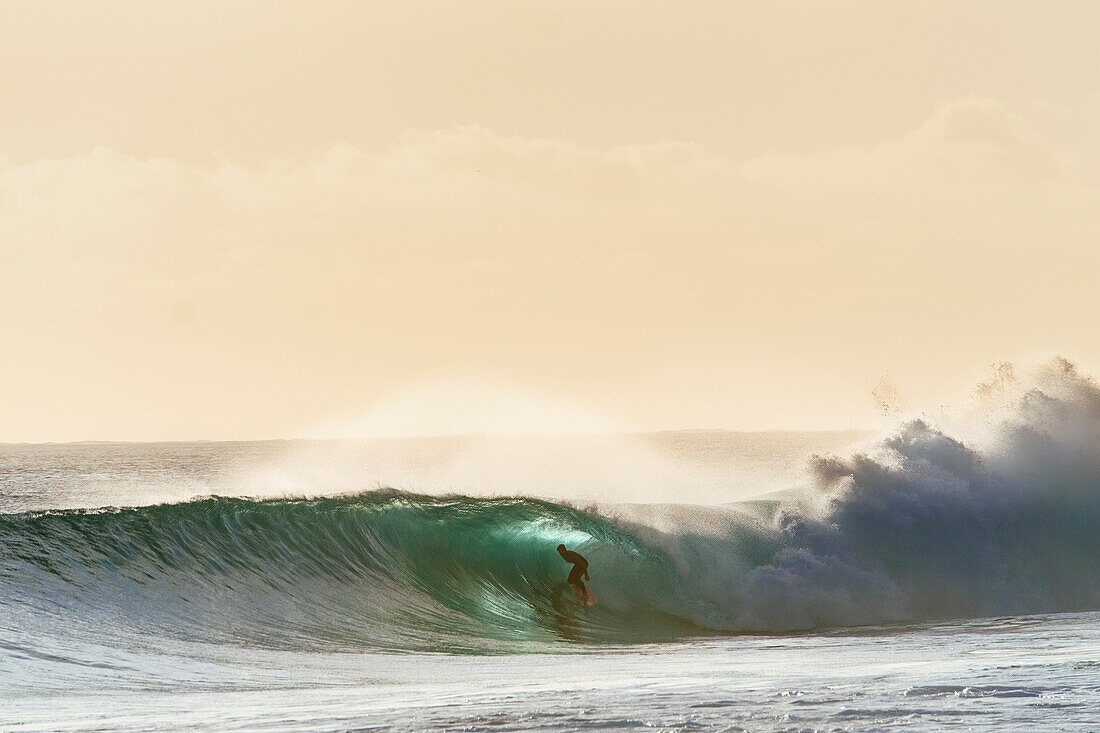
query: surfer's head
[{"left": 557, "top": 544, "right": 567, "bottom": 554}]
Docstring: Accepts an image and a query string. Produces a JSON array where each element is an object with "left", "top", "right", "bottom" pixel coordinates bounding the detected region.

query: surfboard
[{"left": 570, "top": 583, "right": 596, "bottom": 607}]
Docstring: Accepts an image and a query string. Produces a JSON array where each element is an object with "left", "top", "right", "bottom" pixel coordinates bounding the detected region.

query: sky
[{"left": 2, "top": 0, "right": 1099, "bottom": 442}]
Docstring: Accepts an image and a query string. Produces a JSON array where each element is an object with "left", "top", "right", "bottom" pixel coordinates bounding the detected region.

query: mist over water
[
  {"left": 648, "top": 357, "right": 1100, "bottom": 631},
  {"left": 0, "top": 429, "right": 868, "bottom": 513}
]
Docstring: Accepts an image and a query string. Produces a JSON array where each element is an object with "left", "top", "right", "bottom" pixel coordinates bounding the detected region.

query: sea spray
[{"left": 644, "top": 358, "right": 1100, "bottom": 631}]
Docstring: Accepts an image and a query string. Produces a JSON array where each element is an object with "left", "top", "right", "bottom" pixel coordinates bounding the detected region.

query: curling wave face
[
  {"left": 1, "top": 492, "right": 705, "bottom": 653},
  {"left": 4, "top": 358, "right": 1100, "bottom": 652}
]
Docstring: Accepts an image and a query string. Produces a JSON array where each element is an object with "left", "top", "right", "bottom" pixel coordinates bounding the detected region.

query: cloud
[
  {"left": 1, "top": 100, "right": 1099, "bottom": 439},
  {"left": 914, "top": 97, "right": 1034, "bottom": 148},
  {"left": 3, "top": 100, "right": 1096, "bottom": 322},
  {"left": 740, "top": 97, "right": 1071, "bottom": 193},
  {"left": 0, "top": 101, "right": 1083, "bottom": 257},
  {"left": 1, "top": 127, "right": 718, "bottom": 281}
]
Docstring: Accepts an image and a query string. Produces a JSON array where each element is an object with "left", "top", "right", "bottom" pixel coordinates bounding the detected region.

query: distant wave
[{"left": 4, "top": 358, "right": 1100, "bottom": 651}]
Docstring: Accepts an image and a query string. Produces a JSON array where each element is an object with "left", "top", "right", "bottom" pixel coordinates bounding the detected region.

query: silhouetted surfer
[{"left": 557, "top": 544, "right": 593, "bottom": 605}]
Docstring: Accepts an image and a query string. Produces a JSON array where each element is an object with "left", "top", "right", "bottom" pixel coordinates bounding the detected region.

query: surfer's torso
[
  {"left": 560, "top": 549, "right": 588, "bottom": 570},
  {"left": 560, "top": 549, "right": 589, "bottom": 583}
]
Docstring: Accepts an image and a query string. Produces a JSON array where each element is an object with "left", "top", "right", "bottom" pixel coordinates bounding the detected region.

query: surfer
[{"left": 557, "top": 544, "right": 590, "bottom": 599}]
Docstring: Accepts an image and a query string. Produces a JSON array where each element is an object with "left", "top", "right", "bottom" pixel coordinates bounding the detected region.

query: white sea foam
[{"left": 607, "top": 358, "right": 1100, "bottom": 631}]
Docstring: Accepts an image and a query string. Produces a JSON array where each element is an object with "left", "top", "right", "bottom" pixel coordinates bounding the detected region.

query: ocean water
[{"left": 5, "top": 361, "right": 1100, "bottom": 730}]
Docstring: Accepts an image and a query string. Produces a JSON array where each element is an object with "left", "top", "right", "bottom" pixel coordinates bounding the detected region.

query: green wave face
[{"left": 1, "top": 493, "right": 708, "bottom": 653}]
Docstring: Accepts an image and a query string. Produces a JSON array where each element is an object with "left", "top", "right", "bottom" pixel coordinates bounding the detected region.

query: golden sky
[{"left": 2, "top": 1, "right": 1099, "bottom": 441}]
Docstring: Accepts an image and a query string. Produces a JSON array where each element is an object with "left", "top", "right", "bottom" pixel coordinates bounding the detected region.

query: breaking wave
[{"left": 4, "top": 358, "right": 1100, "bottom": 652}]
